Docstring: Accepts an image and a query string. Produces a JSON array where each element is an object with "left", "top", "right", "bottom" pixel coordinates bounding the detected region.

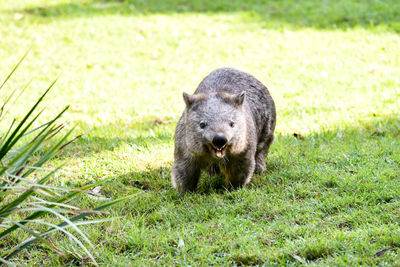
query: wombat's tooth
[{"left": 216, "top": 150, "right": 223, "bottom": 158}]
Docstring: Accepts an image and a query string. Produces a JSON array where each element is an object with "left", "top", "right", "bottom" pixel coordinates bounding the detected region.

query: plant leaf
[{"left": 0, "top": 50, "right": 28, "bottom": 91}]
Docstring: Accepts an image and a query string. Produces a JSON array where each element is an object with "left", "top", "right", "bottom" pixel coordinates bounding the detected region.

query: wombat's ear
[
  {"left": 233, "top": 91, "right": 245, "bottom": 106},
  {"left": 183, "top": 92, "right": 195, "bottom": 107}
]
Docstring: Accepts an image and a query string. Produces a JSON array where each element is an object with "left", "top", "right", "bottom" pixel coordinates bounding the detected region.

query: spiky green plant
[{"left": 0, "top": 55, "right": 133, "bottom": 266}]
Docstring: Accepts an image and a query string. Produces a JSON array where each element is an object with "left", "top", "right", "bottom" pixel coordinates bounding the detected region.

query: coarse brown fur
[{"left": 172, "top": 68, "right": 276, "bottom": 194}]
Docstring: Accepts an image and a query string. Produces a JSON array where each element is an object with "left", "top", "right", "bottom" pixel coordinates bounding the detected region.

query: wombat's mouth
[{"left": 209, "top": 144, "right": 227, "bottom": 159}]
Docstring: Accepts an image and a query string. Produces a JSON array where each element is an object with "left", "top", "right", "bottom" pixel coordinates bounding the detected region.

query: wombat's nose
[{"left": 212, "top": 134, "right": 228, "bottom": 149}]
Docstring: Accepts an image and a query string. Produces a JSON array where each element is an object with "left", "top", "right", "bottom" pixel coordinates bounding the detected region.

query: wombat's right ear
[
  {"left": 183, "top": 92, "right": 195, "bottom": 107},
  {"left": 233, "top": 91, "right": 246, "bottom": 106}
]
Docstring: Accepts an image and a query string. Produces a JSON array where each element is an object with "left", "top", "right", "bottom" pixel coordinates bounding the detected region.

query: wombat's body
[{"left": 172, "top": 68, "right": 276, "bottom": 194}]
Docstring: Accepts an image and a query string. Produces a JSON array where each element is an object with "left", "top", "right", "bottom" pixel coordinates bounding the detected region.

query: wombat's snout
[{"left": 212, "top": 134, "right": 228, "bottom": 149}]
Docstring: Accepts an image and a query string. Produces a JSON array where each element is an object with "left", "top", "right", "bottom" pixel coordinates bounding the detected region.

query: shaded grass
[
  {"left": 4, "top": 0, "right": 400, "bottom": 32},
  {"left": 1, "top": 0, "right": 400, "bottom": 265},
  {"left": 15, "top": 115, "right": 397, "bottom": 265}
]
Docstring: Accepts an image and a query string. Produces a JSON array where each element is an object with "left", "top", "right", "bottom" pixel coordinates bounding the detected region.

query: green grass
[{"left": 1, "top": 0, "right": 400, "bottom": 265}]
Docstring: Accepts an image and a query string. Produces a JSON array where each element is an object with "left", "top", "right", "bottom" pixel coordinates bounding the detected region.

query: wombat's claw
[{"left": 254, "top": 167, "right": 265, "bottom": 174}]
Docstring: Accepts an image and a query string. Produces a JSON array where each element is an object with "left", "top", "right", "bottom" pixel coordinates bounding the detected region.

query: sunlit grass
[{"left": 1, "top": 0, "right": 400, "bottom": 265}]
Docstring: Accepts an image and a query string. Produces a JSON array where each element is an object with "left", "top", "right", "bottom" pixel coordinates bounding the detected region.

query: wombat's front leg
[
  {"left": 171, "top": 158, "right": 201, "bottom": 195},
  {"left": 222, "top": 154, "right": 256, "bottom": 189},
  {"left": 255, "top": 135, "right": 274, "bottom": 173}
]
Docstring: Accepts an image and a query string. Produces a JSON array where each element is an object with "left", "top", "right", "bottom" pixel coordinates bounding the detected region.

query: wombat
[{"left": 172, "top": 68, "right": 276, "bottom": 194}]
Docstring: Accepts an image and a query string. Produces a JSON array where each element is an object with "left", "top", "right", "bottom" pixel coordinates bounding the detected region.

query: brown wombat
[{"left": 172, "top": 68, "right": 276, "bottom": 194}]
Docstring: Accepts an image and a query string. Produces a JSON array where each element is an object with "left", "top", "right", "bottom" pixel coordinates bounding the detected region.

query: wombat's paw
[
  {"left": 254, "top": 162, "right": 266, "bottom": 174},
  {"left": 228, "top": 180, "right": 245, "bottom": 190},
  {"left": 207, "top": 164, "right": 220, "bottom": 176},
  {"left": 171, "top": 163, "right": 200, "bottom": 195},
  {"left": 177, "top": 186, "right": 192, "bottom": 197},
  {"left": 174, "top": 181, "right": 197, "bottom": 196}
]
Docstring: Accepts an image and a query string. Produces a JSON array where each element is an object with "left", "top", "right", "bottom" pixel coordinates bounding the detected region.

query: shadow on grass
[
  {"left": 56, "top": 118, "right": 174, "bottom": 159},
  {"left": 90, "top": 114, "right": 400, "bottom": 197},
  {"left": 38, "top": 114, "right": 400, "bottom": 266},
  {"left": 7, "top": 0, "right": 400, "bottom": 32},
  {"left": 103, "top": 167, "right": 172, "bottom": 194}
]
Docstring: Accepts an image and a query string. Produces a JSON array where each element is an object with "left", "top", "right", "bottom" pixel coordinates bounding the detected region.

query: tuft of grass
[
  {"left": 1, "top": 0, "right": 400, "bottom": 265},
  {"left": 0, "top": 55, "right": 136, "bottom": 266}
]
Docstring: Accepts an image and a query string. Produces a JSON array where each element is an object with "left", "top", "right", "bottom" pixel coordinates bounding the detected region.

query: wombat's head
[{"left": 182, "top": 91, "right": 248, "bottom": 159}]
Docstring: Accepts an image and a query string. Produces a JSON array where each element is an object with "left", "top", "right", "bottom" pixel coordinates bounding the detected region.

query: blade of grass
[
  {"left": 0, "top": 128, "right": 57, "bottom": 187},
  {"left": 5, "top": 193, "right": 138, "bottom": 261},
  {"left": 0, "top": 166, "right": 62, "bottom": 217},
  {"left": 21, "top": 120, "right": 52, "bottom": 138},
  {"left": 32, "top": 204, "right": 94, "bottom": 249},
  {"left": 2, "top": 119, "right": 63, "bottom": 165},
  {"left": 1, "top": 204, "right": 95, "bottom": 252},
  {"left": 0, "top": 111, "right": 70, "bottom": 182},
  {"left": 56, "top": 129, "right": 92, "bottom": 152},
  {"left": 23, "top": 122, "right": 71, "bottom": 167},
  {"left": 17, "top": 125, "right": 73, "bottom": 179},
  {"left": 0, "top": 109, "right": 49, "bottom": 175},
  {"left": 29, "top": 197, "right": 90, "bottom": 211},
  {"left": 0, "top": 256, "right": 15, "bottom": 267},
  {"left": 0, "top": 79, "right": 59, "bottom": 159},
  {"left": 0, "top": 90, "right": 17, "bottom": 120},
  {"left": 0, "top": 119, "right": 16, "bottom": 149},
  {"left": 0, "top": 141, "right": 39, "bottom": 194},
  {"left": 1, "top": 219, "right": 68, "bottom": 259},
  {"left": 4, "top": 173, "right": 70, "bottom": 192},
  {"left": 0, "top": 51, "right": 28, "bottom": 92},
  {"left": 0, "top": 176, "right": 115, "bottom": 239},
  {"left": 3, "top": 219, "right": 98, "bottom": 265},
  {"left": 0, "top": 79, "right": 31, "bottom": 121},
  {"left": 59, "top": 193, "right": 139, "bottom": 225}
]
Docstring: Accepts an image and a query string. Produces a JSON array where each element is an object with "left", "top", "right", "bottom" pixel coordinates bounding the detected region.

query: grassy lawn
[{"left": 1, "top": 0, "right": 400, "bottom": 265}]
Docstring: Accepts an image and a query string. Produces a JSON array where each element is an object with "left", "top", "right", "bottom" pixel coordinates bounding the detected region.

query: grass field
[{"left": 1, "top": 0, "right": 400, "bottom": 265}]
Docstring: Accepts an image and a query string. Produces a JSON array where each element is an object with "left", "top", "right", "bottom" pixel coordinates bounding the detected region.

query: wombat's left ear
[
  {"left": 183, "top": 92, "right": 195, "bottom": 107},
  {"left": 234, "top": 91, "right": 245, "bottom": 106}
]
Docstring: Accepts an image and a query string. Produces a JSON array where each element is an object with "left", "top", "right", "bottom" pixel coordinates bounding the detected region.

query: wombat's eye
[
  {"left": 229, "top": 121, "right": 235, "bottom": 128},
  {"left": 199, "top": 121, "right": 207, "bottom": 129}
]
